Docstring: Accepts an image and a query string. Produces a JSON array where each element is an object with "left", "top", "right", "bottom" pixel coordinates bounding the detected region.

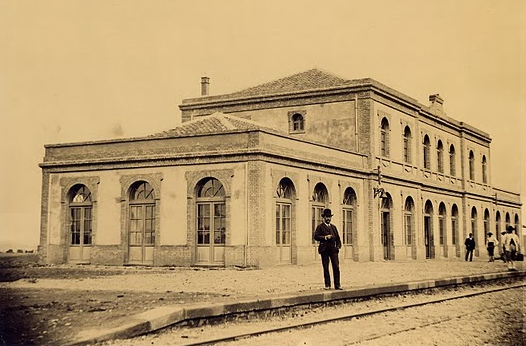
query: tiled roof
[
  {"left": 229, "top": 68, "right": 351, "bottom": 97},
  {"left": 183, "top": 69, "right": 355, "bottom": 104},
  {"left": 151, "top": 112, "right": 283, "bottom": 138}
]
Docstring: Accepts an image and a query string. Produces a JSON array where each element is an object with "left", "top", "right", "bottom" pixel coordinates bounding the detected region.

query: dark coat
[
  {"left": 464, "top": 237, "right": 476, "bottom": 250},
  {"left": 314, "top": 223, "right": 342, "bottom": 254}
]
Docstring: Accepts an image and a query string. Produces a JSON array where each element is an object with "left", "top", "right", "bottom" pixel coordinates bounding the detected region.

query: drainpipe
[
  {"left": 244, "top": 162, "right": 249, "bottom": 267},
  {"left": 355, "top": 93, "right": 359, "bottom": 151}
]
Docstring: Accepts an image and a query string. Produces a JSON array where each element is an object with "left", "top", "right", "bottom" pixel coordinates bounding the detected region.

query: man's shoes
[
  {"left": 324, "top": 286, "right": 331, "bottom": 290},
  {"left": 335, "top": 286, "right": 343, "bottom": 290}
]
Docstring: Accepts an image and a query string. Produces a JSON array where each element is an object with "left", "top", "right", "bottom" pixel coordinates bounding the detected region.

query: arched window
[
  {"left": 342, "top": 187, "right": 357, "bottom": 246},
  {"left": 482, "top": 155, "right": 488, "bottom": 184},
  {"left": 69, "top": 184, "right": 93, "bottom": 247},
  {"left": 423, "top": 135, "right": 431, "bottom": 170},
  {"left": 292, "top": 113, "right": 304, "bottom": 132},
  {"left": 484, "top": 209, "right": 490, "bottom": 240},
  {"left": 439, "top": 203, "right": 446, "bottom": 246},
  {"left": 380, "top": 118, "right": 390, "bottom": 157},
  {"left": 515, "top": 214, "right": 520, "bottom": 236},
  {"left": 437, "top": 140, "right": 444, "bottom": 173},
  {"left": 276, "top": 178, "right": 295, "bottom": 263},
  {"left": 289, "top": 111, "right": 306, "bottom": 133},
  {"left": 449, "top": 144, "right": 456, "bottom": 177},
  {"left": 505, "top": 212, "right": 511, "bottom": 230},
  {"left": 451, "top": 204, "right": 459, "bottom": 246},
  {"left": 404, "top": 197, "right": 414, "bottom": 246},
  {"left": 128, "top": 181, "right": 156, "bottom": 264},
  {"left": 471, "top": 207, "right": 478, "bottom": 241},
  {"left": 311, "top": 183, "right": 329, "bottom": 245},
  {"left": 197, "top": 178, "right": 225, "bottom": 245},
  {"left": 403, "top": 126, "right": 412, "bottom": 164},
  {"left": 469, "top": 151, "right": 475, "bottom": 180}
]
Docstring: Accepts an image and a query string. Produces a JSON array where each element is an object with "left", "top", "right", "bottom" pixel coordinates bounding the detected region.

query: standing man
[
  {"left": 464, "top": 233, "right": 475, "bottom": 261},
  {"left": 313, "top": 208, "right": 342, "bottom": 290},
  {"left": 502, "top": 226, "right": 521, "bottom": 271}
]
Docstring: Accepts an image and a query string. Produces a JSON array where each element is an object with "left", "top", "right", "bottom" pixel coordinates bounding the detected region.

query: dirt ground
[
  {"left": 1, "top": 253, "right": 522, "bottom": 346},
  {"left": 0, "top": 254, "right": 222, "bottom": 346}
]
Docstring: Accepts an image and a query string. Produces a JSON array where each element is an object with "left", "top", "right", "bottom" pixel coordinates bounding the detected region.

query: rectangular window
[
  {"left": 70, "top": 208, "right": 81, "bottom": 245},
  {"left": 451, "top": 218, "right": 457, "bottom": 245},
  {"left": 312, "top": 206, "right": 323, "bottom": 244},
  {"left": 403, "top": 138, "right": 410, "bottom": 163},
  {"left": 404, "top": 214, "right": 412, "bottom": 245},
  {"left": 450, "top": 153, "right": 456, "bottom": 176},
  {"left": 424, "top": 146, "right": 431, "bottom": 169},
  {"left": 439, "top": 217, "right": 445, "bottom": 245},
  {"left": 276, "top": 203, "right": 291, "bottom": 245},
  {"left": 197, "top": 204, "right": 210, "bottom": 245},
  {"left": 438, "top": 151, "right": 444, "bottom": 173},
  {"left": 342, "top": 209, "right": 353, "bottom": 245}
]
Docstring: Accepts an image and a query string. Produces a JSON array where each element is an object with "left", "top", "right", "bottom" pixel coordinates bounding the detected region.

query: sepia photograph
[{"left": 0, "top": 1, "right": 525, "bottom": 345}]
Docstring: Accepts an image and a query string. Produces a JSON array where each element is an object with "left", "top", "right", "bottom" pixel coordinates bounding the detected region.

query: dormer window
[{"left": 288, "top": 110, "right": 306, "bottom": 134}]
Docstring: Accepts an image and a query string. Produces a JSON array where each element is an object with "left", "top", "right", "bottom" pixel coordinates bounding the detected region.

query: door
[
  {"left": 424, "top": 216, "right": 434, "bottom": 259},
  {"left": 128, "top": 204, "right": 155, "bottom": 265},
  {"left": 276, "top": 203, "right": 291, "bottom": 264},
  {"left": 68, "top": 185, "right": 92, "bottom": 264},
  {"left": 197, "top": 202, "right": 226, "bottom": 265},
  {"left": 69, "top": 206, "right": 92, "bottom": 263},
  {"left": 381, "top": 211, "right": 392, "bottom": 260}
]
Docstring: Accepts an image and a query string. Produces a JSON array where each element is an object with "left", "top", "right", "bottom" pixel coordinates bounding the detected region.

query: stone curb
[{"left": 65, "top": 270, "right": 525, "bottom": 346}]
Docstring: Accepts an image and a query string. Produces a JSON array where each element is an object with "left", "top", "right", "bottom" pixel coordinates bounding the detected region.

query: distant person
[
  {"left": 502, "top": 226, "right": 521, "bottom": 271},
  {"left": 313, "top": 208, "right": 342, "bottom": 290},
  {"left": 499, "top": 231, "right": 507, "bottom": 263},
  {"left": 485, "top": 232, "right": 498, "bottom": 262},
  {"left": 464, "top": 233, "right": 475, "bottom": 261}
]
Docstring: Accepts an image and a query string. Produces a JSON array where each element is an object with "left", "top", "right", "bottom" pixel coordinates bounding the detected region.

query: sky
[{"left": 0, "top": 0, "right": 525, "bottom": 251}]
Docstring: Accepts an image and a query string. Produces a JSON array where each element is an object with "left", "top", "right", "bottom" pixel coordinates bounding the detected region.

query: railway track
[{"left": 169, "top": 279, "right": 525, "bottom": 346}]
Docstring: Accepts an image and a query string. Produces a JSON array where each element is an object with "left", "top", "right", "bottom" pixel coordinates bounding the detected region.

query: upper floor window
[
  {"left": 403, "top": 126, "right": 412, "bottom": 164},
  {"left": 437, "top": 140, "right": 444, "bottom": 173},
  {"left": 482, "top": 155, "right": 488, "bottom": 184},
  {"left": 380, "top": 118, "right": 390, "bottom": 157},
  {"left": 288, "top": 111, "right": 306, "bottom": 134},
  {"left": 449, "top": 144, "right": 456, "bottom": 177},
  {"left": 469, "top": 150, "right": 475, "bottom": 181},
  {"left": 423, "top": 135, "right": 431, "bottom": 170}
]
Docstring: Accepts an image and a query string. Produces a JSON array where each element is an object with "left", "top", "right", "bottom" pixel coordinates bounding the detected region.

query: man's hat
[
  {"left": 322, "top": 208, "right": 333, "bottom": 217},
  {"left": 506, "top": 225, "right": 515, "bottom": 232}
]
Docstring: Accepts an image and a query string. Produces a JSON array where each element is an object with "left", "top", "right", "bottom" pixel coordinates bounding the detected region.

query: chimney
[
  {"left": 429, "top": 94, "right": 444, "bottom": 112},
  {"left": 201, "top": 76, "right": 210, "bottom": 96}
]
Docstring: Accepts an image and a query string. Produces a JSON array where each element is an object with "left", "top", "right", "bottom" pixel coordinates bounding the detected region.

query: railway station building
[{"left": 38, "top": 69, "right": 522, "bottom": 267}]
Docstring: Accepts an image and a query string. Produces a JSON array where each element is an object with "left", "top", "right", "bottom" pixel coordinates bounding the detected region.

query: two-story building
[{"left": 38, "top": 69, "right": 522, "bottom": 267}]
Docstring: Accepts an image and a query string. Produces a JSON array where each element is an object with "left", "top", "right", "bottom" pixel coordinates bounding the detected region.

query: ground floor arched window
[
  {"left": 276, "top": 178, "right": 295, "bottom": 264},
  {"left": 128, "top": 181, "right": 156, "bottom": 265},
  {"left": 341, "top": 187, "right": 357, "bottom": 260},
  {"left": 403, "top": 197, "right": 414, "bottom": 246},
  {"left": 311, "top": 183, "right": 329, "bottom": 259},
  {"left": 196, "top": 177, "right": 226, "bottom": 265}
]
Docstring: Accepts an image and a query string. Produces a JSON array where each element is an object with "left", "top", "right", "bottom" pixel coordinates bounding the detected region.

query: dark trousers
[
  {"left": 321, "top": 249, "right": 340, "bottom": 288},
  {"left": 465, "top": 248, "right": 474, "bottom": 261}
]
